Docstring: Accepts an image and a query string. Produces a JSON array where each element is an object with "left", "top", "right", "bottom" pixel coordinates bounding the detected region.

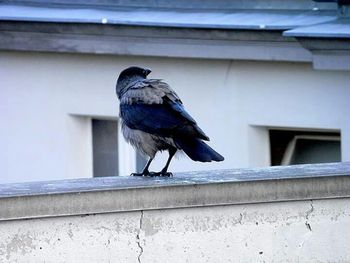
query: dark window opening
[
  {"left": 136, "top": 152, "right": 148, "bottom": 173},
  {"left": 92, "top": 119, "right": 118, "bottom": 177},
  {"left": 269, "top": 129, "right": 341, "bottom": 166}
]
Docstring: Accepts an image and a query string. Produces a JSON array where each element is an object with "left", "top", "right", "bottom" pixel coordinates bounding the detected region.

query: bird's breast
[{"left": 121, "top": 120, "right": 176, "bottom": 158}]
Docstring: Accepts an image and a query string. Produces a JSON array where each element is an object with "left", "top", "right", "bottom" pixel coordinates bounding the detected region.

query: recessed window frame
[
  {"left": 90, "top": 117, "right": 142, "bottom": 177},
  {"left": 269, "top": 128, "right": 341, "bottom": 166}
]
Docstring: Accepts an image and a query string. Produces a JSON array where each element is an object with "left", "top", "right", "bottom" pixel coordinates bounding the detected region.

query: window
[
  {"left": 92, "top": 119, "right": 118, "bottom": 177},
  {"left": 91, "top": 118, "right": 149, "bottom": 177},
  {"left": 269, "top": 129, "right": 341, "bottom": 166},
  {"left": 136, "top": 152, "right": 148, "bottom": 173}
]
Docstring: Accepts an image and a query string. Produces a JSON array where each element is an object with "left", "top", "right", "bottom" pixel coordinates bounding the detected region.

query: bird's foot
[
  {"left": 130, "top": 170, "right": 150, "bottom": 176},
  {"left": 130, "top": 171, "right": 172, "bottom": 177},
  {"left": 149, "top": 171, "right": 173, "bottom": 177},
  {"left": 130, "top": 172, "right": 143, "bottom": 176}
]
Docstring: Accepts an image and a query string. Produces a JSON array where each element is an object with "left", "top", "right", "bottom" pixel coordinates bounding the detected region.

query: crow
[{"left": 116, "top": 66, "right": 224, "bottom": 176}]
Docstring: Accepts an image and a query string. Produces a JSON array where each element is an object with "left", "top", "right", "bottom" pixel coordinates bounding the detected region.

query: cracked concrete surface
[
  {"left": 136, "top": 210, "right": 144, "bottom": 263},
  {"left": 305, "top": 200, "right": 314, "bottom": 231},
  {"left": 1, "top": 198, "right": 350, "bottom": 262},
  {"left": 132, "top": 199, "right": 350, "bottom": 262}
]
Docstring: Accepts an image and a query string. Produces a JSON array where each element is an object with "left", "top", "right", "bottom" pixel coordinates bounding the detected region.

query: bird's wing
[
  {"left": 121, "top": 79, "right": 181, "bottom": 105},
  {"left": 120, "top": 79, "right": 209, "bottom": 140}
]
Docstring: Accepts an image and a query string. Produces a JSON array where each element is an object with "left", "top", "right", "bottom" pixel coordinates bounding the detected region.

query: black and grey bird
[{"left": 116, "top": 66, "right": 224, "bottom": 176}]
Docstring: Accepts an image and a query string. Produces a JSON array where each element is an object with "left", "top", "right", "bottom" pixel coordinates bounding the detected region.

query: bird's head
[
  {"left": 117, "top": 66, "right": 151, "bottom": 83},
  {"left": 116, "top": 66, "right": 152, "bottom": 98}
]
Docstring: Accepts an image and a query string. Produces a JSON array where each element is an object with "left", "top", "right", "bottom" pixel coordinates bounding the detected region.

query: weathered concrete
[
  {"left": 0, "top": 211, "right": 141, "bottom": 262},
  {"left": 0, "top": 162, "right": 349, "bottom": 221},
  {"left": 139, "top": 199, "right": 350, "bottom": 262},
  {"left": 0, "top": 163, "right": 350, "bottom": 262},
  {"left": 0, "top": 198, "right": 349, "bottom": 262}
]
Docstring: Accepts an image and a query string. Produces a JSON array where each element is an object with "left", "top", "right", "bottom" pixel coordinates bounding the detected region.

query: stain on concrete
[
  {"left": 142, "top": 212, "right": 245, "bottom": 237},
  {"left": 67, "top": 229, "right": 74, "bottom": 239},
  {"left": 143, "top": 216, "right": 162, "bottom": 236},
  {"left": 5, "top": 233, "right": 36, "bottom": 260}
]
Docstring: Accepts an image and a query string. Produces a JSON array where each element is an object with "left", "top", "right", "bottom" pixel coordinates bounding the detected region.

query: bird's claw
[
  {"left": 130, "top": 172, "right": 149, "bottom": 176},
  {"left": 130, "top": 171, "right": 173, "bottom": 177},
  {"left": 149, "top": 172, "right": 173, "bottom": 177}
]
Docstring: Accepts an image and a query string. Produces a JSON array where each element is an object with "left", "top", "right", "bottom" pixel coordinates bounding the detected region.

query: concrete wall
[
  {"left": 1, "top": 51, "right": 350, "bottom": 183},
  {"left": 1, "top": 198, "right": 350, "bottom": 263},
  {"left": 1, "top": 163, "right": 350, "bottom": 262}
]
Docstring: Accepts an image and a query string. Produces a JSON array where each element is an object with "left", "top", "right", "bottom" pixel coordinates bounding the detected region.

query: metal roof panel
[
  {"left": 284, "top": 19, "right": 350, "bottom": 38},
  {"left": 0, "top": 4, "right": 337, "bottom": 30}
]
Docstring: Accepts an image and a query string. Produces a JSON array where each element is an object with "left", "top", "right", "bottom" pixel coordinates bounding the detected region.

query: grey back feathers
[{"left": 121, "top": 79, "right": 181, "bottom": 105}]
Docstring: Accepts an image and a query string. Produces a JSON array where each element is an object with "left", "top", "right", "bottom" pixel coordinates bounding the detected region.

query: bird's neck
[{"left": 116, "top": 75, "right": 145, "bottom": 99}]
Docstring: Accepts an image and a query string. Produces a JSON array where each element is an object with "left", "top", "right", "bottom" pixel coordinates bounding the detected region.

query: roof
[
  {"left": 284, "top": 18, "right": 350, "bottom": 38},
  {"left": 0, "top": 1, "right": 350, "bottom": 70},
  {"left": 0, "top": 4, "right": 339, "bottom": 31}
]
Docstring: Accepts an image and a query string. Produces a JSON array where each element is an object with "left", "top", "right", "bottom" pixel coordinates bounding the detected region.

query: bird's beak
[{"left": 144, "top": 68, "right": 152, "bottom": 76}]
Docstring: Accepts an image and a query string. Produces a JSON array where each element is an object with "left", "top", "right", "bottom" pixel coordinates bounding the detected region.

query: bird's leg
[
  {"left": 152, "top": 147, "right": 177, "bottom": 177},
  {"left": 131, "top": 157, "right": 153, "bottom": 176}
]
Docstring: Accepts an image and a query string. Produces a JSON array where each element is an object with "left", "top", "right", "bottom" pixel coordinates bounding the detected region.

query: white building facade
[{"left": 1, "top": 0, "right": 350, "bottom": 183}]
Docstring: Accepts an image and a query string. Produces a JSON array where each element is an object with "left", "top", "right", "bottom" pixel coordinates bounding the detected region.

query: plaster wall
[{"left": 1, "top": 51, "right": 349, "bottom": 183}]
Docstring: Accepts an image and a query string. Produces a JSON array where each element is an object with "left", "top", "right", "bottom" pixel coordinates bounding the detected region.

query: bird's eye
[{"left": 142, "top": 69, "right": 151, "bottom": 76}]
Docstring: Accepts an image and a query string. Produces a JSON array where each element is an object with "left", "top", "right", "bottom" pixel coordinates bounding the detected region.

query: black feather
[
  {"left": 120, "top": 101, "right": 209, "bottom": 140},
  {"left": 174, "top": 138, "right": 224, "bottom": 162}
]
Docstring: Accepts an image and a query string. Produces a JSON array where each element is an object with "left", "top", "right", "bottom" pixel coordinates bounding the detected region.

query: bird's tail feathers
[{"left": 174, "top": 138, "right": 224, "bottom": 162}]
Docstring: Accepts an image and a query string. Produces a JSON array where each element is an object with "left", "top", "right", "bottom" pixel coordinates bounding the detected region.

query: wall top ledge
[{"left": 0, "top": 162, "right": 349, "bottom": 221}]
